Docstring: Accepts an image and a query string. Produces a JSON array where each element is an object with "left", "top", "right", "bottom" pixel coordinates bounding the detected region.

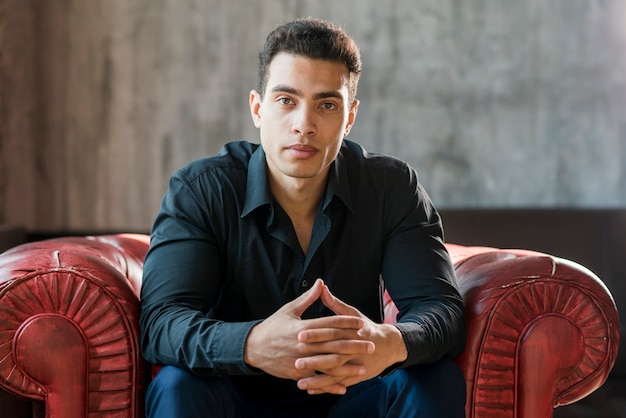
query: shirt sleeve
[
  {"left": 139, "top": 172, "right": 262, "bottom": 376},
  {"left": 381, "top": 163, "right": 466, "bottom": 367}
]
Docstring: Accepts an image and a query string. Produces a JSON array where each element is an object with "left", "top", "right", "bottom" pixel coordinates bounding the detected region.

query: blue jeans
[{"left": 145, "top": 357, "right": 466, "bottom": 417}]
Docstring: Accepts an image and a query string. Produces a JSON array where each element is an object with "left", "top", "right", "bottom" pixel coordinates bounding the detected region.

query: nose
[{"left": 291, "top": 104, "right": 316, "bottom": 136}]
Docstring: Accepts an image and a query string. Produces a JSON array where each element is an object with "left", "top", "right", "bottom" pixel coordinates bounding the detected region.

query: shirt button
[{"left": 301, "top": 280, "right": 309, "bottom": 288}]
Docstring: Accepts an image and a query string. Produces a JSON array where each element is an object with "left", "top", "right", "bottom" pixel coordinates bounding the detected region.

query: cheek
[{"left": 325, "top": 137, "right": 344, "bottom": 161}]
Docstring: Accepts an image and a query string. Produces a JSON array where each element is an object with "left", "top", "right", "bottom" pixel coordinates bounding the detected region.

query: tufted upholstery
[
  {"left": 0, "top": 235, "right": 620, "bottom": 417},
  {"left": 385, "top": 243, "right": 619, "bottom": 417},
  {"left": 0, "top": 235, "right": 151, "bottom": 418}
]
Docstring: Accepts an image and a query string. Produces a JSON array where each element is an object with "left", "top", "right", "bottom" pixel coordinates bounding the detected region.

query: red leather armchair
[{"left": 0, "top": 234, "right": 619, "bottom": 417}]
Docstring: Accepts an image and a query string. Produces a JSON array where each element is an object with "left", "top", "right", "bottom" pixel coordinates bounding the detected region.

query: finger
[
  {"left": 299, "top": 315, "right": 364, "bottom": 340},
  {"left": 297, "top": 364, "right": 367, "bottom": 395},
  {"left": 318, "top": 363, "right": 367, "bottom": 378},
  {"left": 297, "top": 374, "right": 347, "bottom": 395},
  {"left": 334, "top": 374, "right": 368, "bottom": 389},
  {"left": 295, "top": 354, "right": 350, "bottom": 371},
  {"left": 306, "top": 383, "right": 347, "bottom": 396},
  {"left": 310, "top": 369, "right": 371, "bottom": 395},
  {"left": 320, "top": 284, "right": 361, "bottom": 317},
  {"left": 297, "top": 337, "right": 375, "bottom": 358},
  {"left": 295, "top": 349, "right": 372, "bottom": 371},
  {"left": 298, "top": 327, "right": 362, "bottom": 343},
  {"left": 283, "top": 278, "right": 324, "bottom": 318}
]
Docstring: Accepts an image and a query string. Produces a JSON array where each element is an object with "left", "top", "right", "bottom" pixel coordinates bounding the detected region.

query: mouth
[{"left": 285, "top": 144, "right": 318, "bottom": 159}]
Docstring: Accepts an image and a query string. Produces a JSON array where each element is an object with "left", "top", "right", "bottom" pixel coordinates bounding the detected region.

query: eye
[
  {"left": 320, "top": 102, "right": 338, "bottom": 111},
  {"left": 277, "top": 97, "right": 294, "bottom": 105}
]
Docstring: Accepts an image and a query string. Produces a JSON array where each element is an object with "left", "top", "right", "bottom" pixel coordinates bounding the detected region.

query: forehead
[{"left": 266, "top": 53, "right": 350, "bottom": 95}]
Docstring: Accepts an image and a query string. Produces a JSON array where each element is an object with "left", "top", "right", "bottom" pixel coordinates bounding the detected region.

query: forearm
[
  {"left": 394, "top": 298, "right": 466, "bottom": 366},
  {"left": 140, "top": 304, "right": 262, "bottom": 375}
]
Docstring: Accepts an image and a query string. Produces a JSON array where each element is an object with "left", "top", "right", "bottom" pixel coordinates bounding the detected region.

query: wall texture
[{"left": 1, "top": 0, "right": 625, "bottom": 232}]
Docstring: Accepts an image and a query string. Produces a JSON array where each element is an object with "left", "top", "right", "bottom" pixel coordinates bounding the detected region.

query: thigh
[
  {"left": 145, "top": 366, "right": 254, "bottom": 418},
  {"left": 146, "top": 366, "right": 338, "bottom": 418},
  {"left": 329, "top": 357, "right": 466, "bottom": 418}
]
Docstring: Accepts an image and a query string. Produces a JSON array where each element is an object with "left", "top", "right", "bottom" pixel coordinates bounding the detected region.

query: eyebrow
[{"left": 270, "top": 84, "right": 344, "bottom": 100}]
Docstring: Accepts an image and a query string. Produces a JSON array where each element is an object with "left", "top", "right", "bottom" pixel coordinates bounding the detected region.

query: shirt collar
[
  {"left": 241, "top": 142, "right": 355, "bottom": 218},
  {"left": 241, "top": 146, "right": 272, "bottom": 218},
  {"left": 324, "top": 145, "right": 354, "bottom": 214}
]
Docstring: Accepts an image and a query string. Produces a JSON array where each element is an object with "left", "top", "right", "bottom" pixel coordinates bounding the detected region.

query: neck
[
  {"left": 269, "top": 174, "right": 327, "bottom": 219},
  {"left": 268, "top": 172, "right": 328, "bottom": 255}
]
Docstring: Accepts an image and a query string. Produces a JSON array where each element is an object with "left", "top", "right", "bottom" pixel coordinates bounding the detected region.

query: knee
[
  {"left": 146, "top": 365, "right": 205, "bottom": 414},
  {"left": 146, "top": 366, "right": 222, "bottom": 418},
  {"left": 413, "top": 356, "right": 465, "bottom": 393},
  {"left": 149, "top": 365, "right": 200, "bottom": 393},
  {"left": 388, "top": 357, "right": 466, "bottom": 417}
]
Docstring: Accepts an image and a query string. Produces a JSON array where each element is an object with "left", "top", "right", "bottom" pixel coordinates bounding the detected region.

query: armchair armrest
[
  {"left": 384, "top": 243, "right": 619, "bottom": 418},
  {"left": 0, "top": 234, "right": 151, "bottom": 418},
  {"left": 453, "top": 244, "right": 619, "bottom": 417}
]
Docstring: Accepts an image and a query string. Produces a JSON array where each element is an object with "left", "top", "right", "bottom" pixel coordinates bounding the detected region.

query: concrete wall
[{"left": 1, "top": 0, "right": 625, "bottom": 232}]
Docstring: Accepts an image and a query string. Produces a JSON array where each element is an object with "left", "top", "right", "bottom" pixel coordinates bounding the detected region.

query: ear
[
  {"left": 344, "top": 99, "right": 359, "bottom": 137},
  {"left": 249, "top": 90, "right": 263, "bottom": 128}
]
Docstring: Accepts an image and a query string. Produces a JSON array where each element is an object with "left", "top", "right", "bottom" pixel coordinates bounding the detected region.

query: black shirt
[{"left": 140, "top": 140, "right": 465, "bottom": 384}]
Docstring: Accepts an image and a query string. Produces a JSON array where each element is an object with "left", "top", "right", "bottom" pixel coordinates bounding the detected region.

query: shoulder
[
  {"left": 341, "top": 141, "right": 440, "bottom": 229},
  {"left": 340, "top": 140, "right": 416, "bottom": 183},
  {"left": 174, "top": 141, "right": 260, "bottom": 184}
]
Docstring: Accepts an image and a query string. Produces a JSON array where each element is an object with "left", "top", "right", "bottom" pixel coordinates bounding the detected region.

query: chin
[{"left": 282, "top": 168, "right": 321, "bottom": 179}]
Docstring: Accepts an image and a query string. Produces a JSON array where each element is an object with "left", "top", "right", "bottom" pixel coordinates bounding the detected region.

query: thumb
[{"left": 283, "top": 278, "right": 324, "bottom": 318}]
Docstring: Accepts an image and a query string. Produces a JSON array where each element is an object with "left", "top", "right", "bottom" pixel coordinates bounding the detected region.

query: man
[{"left": 140, "top": 17, "right": 466, "bottom": 417}]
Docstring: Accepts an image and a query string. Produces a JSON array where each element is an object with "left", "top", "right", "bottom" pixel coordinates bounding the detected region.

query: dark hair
[{"left": 258, "top": 17, "right": 362, "bottom": 105}]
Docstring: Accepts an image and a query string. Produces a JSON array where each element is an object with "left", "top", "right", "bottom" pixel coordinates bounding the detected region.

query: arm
[
  {"left": 381, "top": 166, "right": 466, "bottom": 366},
  {"left": 139, "top": 175, "right": 260, "bottom": 376},
  {"left": 293, "top": 165, "right": 466, "bottom": 393}
]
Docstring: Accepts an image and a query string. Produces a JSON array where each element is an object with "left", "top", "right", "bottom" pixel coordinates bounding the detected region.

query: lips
[{"left": 286, "top": 144, "right": 318, "bottom": 159}]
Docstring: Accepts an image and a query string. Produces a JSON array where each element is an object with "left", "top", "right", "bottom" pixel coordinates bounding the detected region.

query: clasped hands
[{"left": 244, "top": 279, "right": 407, "bottom": 395}]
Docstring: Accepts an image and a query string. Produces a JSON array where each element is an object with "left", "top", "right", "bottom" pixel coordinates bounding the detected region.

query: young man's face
[{"left": 250, "top": 53, "right": 358, "bottom": 187}]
